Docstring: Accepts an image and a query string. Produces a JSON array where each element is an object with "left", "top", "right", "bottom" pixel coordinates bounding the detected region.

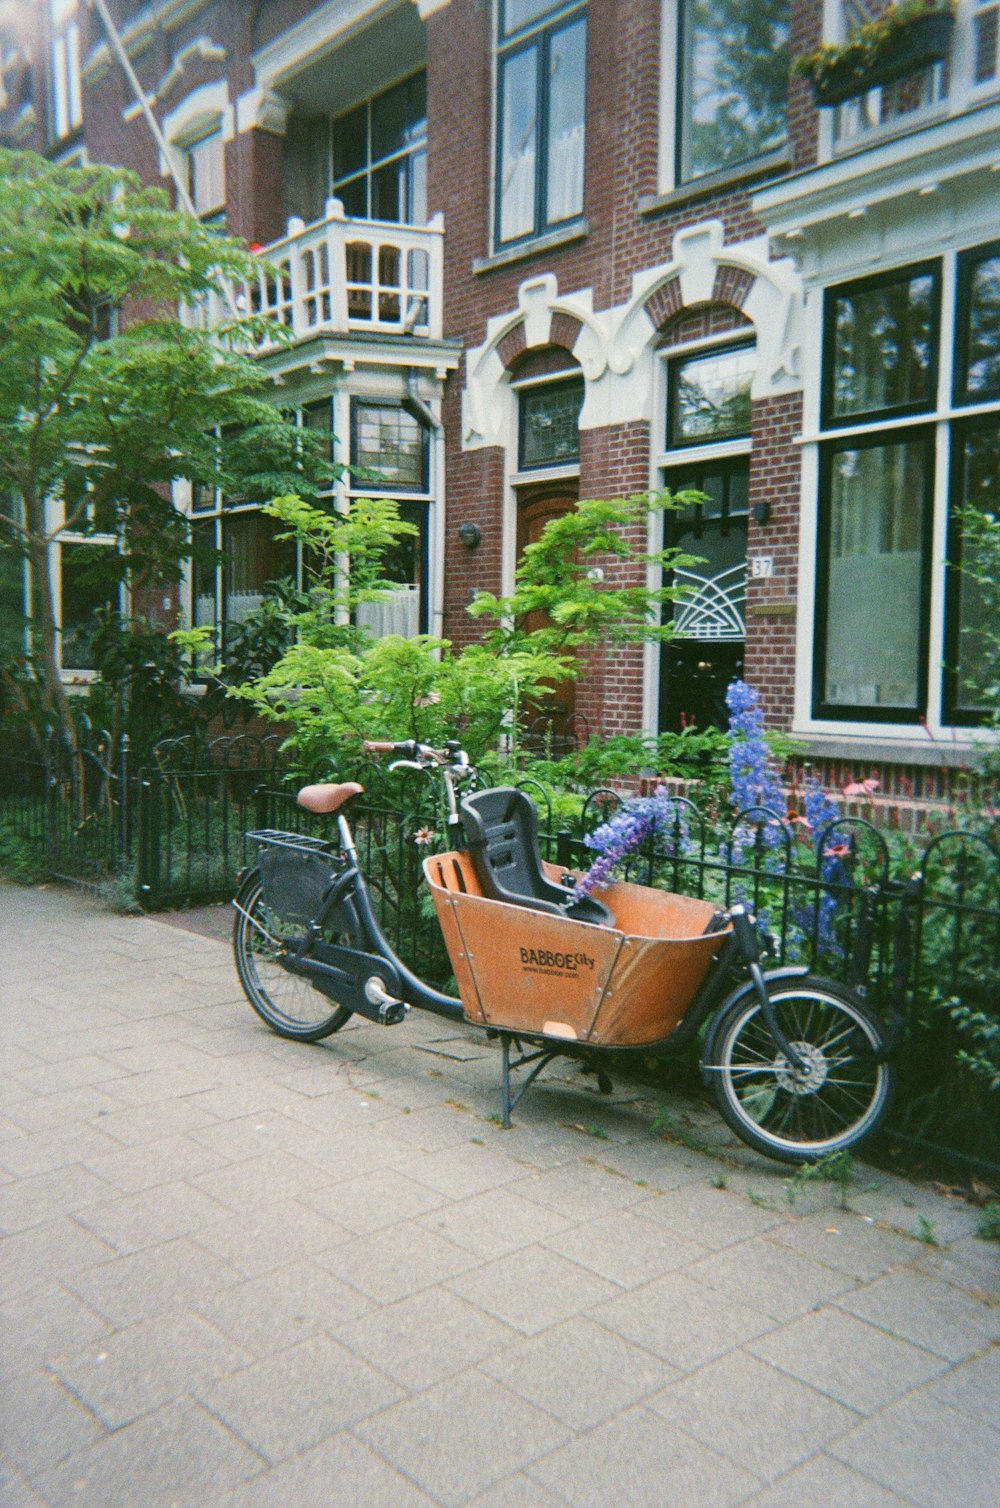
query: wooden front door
[{"left": 516, "top": 491, "right": 577, "bottom": 735}]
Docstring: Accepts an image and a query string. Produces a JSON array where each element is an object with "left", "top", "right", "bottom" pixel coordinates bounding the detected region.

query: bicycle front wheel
[
  {"left": 707, "top": 976, "right": 894, "bottom": 1164},
  {"left": 232, "top": 869, "right": 355, "bottom": 1042}
]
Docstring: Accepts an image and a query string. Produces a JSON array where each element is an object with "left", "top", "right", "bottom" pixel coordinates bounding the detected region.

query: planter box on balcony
[{"left": 807, "top": 12, "right": 955, "bottom": 106}]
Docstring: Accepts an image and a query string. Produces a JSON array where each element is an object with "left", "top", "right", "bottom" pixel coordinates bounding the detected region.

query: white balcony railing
[
  {"left": 184, "top": 200, "right": 445, "bottom": 346},
  {"left": 832, "top": 0, "right": 1000, "bottom": 152}
]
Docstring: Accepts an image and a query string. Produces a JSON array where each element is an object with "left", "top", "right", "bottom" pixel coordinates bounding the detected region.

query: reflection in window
[
  {"left": 957, "top": 244, "right": 1000, "bottom": 402},
  {"left": 678, "top": 0, "right": 790, "bottom": 183},
  {"left": 817, "top": 438, "right": 931, "bottom": 715},
  {"left": 944, "top": 422, "right": 1000, "bottom": 720},
  {"left": 60, "top": 543, "right": 119, "bottom": 671},
  {"left": 668, "top": 343, "right": 754, "bottom": 446},
  {"left": 185, "top": 127, "right": 225, "bottom": 220},
  {"left": 519, "top": 378, "right": 583, "bottom": 469},
  {"left": 352, "top": 402, "right": 427, "bottom": 490},
  {"left": 496, "top": 3, "right": 587, "bottom": 246},
  {"left": 221, "top": 514, "right": 295, "bottom": 650},
  {"left": 333, "top": 74, "right": 427, "bottom": 225},
  {"left": 826, "top": 267, "right": 937, "bottom": 423}
]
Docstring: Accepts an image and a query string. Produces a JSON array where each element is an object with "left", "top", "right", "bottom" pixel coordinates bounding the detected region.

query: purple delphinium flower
[
  {"left": 726, "top": 679, "right": 786, "bottom": 860},
  {"left": 570, "top": 789, "right": 691, "bottom": 902}
]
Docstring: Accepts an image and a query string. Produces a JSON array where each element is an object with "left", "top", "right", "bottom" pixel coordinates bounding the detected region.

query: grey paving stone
[
  {"left": 0, "top": 1456, "right": 47, "bottom": 1508},
  {"left": 594, "top": 1270, "right": 775, "bottom": 1369},
  {"left": 51, "top": 1309, "right": 252, "bottom": 1429},
  {"left": 193, "top": 1258, "right": 372, "bottom": 1356},
  {"left": 316, "top": 1220, "right": 480, "bottom": 1304},
  {"left": 0, "top": 1122, "right": 122, "bottom": 1180},
  {"left": 447, "top": 1244, "right": 618, "bottom": 1336},
  {"left": 4, "top": 1086, "right": 124, "bottom": 1135},
  {"left": 193, "top": 1332, "right": 404, "bottom": 1463},
  {"left": 0, "top": 1283, "right": 112, "bottom": 1380},
  {"left": 745, "top": 1452, "right": 914, "bottom": 1506},
  {"left": 188, "top": 1107, "right": 340, "bottom": 1166},
  {"left": 648, "top": 1348, "right": 859, "bottom": 1482},
  {"left": 379, "top": 1102, "right": 490, "bottom": 1154},
  {"left": 466, "top": 1475, "right": 569, "bottom": 1508},
  {"left": 355, "top": 1371, "right": 571, "bottom": 1505},
  {"left": 30, "top": 1398, "right": 263, "bottom": 1507},
  {"left": 191, "top": 1197, "right": 352, "bottom": 1277},
  {"left": 404, "top": 1139, "right": 531, "bottom": 1199},
  {"left": 482, "top": 1315, "right": 678, "bottom": 1429},
  {"left": 339, "top": 1284, "right": 519, "bottom": 1390},
  {"left": 87, "top": 1096, "right": 218, "bottom": 1146},
  {"left": 767, "top": 1210, "right": 923, "bottom": 1281},
  {"left": 829, "top": 1392, "right": 1000, "bottom": 1508},
  {"left": 542, "top": 1207, "right": 707, "bottom": 1286},
  {"left": 63, "top": 1235, "right": 242, "bottom": 1327},
  {"left": 417, "top": 1184, "right": 573, "bottom": 1258},
  {"left": 84, "top": 1132, "right": 230, "bottom": 1196},
  {"left": 0, "top": 1369, "right": 106, "bottom": 1478},
  {"left": 191, "top": 1149, "right": 336, "bottom": 1212},
  {"left": 304, "top": 1165, "right": 448, "bottom": 1234},
  {"left": 0, "top": 1216, "right": 116, "bottom": 1298},
  {"left": 849, "top": 1180, "right": 980, "bottom": 1245},
  {"left": 748, "top": 1307, "right": 948, "bottom": 1413},
  {"left": 71, "top": 1179, "right": 232, "bottom": 1254},
  {"left": 527, "top": 1402, "right": 762, "bottom": 1507},
  {"left": 0, "top": 1164, "right": 119, "bottom": 1234},
  {"left": 631, "top": 1180, "right": 784, "bottom": 1247},
  {"left": 910, "top": 1233, "right": 1000, "bottom": 1299},
  {"left": 218, "top": 1433, "right": 434, "bottom": 1507},
  {"left": 685, "top": 1234, "right": 857, "bottom": 1320},
  {"left": 835, "top": 1268, "right": 1000, "bottom": 1361},
  {"left": 575, "top": 1138, "right": 723, "bottom": 1191},
  {"left": 513, "top": 1160, "right": 650, "bottom": 1222},
  {"left": 921, "top": 1342, "right": 1000, "bottom": 1429}
]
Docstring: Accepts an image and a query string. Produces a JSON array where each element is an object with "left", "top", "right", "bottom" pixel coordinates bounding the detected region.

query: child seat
[{"left": 460, "top": 787, "right": 614, "bottom": 927}]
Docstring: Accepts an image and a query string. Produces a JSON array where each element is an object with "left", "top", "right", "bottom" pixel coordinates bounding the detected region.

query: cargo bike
[{"left": 232, "top": 739, "right": 899, "bottom": 1164}]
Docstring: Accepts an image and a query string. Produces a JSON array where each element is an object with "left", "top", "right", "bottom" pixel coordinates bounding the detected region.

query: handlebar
[{"left": 361, "top": 739, "right": 467, "bottom": 768}]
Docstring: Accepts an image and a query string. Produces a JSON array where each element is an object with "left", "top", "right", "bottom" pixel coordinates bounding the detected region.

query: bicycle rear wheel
[
  {"left": 706, "top": 975, "right": 894, "bottom": 1164},
  {"left": 233, "top": 869, "right": 354, "bottom": 1041}
]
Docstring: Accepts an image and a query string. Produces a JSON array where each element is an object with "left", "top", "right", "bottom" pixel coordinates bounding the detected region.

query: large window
[
  {"left": 349, "top": 400, "right": 431, "bottom": 639},
  {"left": 814, "top": 247, "right": 1000, "bottom": 726},
  {"left": 50, "top": 0, "right": 82, "bottom": 141},
  {"left": 334, "top": 74, "right": 427, "bottom": 225},
  {"left": 667, "top": 341, "right": 755, "bottom": 446},
  {"left": 677, "top": 0, "right": 790, "bottom": 184},
  {"left": 496, "top": 1, "right": 587, "bottom": 247}
]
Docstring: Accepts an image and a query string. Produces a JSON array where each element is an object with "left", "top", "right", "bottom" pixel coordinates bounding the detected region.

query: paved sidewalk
[{"left": 1, "top": 882, "right": 997, "bottom": 1507}]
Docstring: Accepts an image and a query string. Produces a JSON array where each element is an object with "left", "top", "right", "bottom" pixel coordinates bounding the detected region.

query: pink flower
[
  {"left": 842, "top": 777, "right": 879, "bottom": 798},
  {"left": 823, "top": 842, "right": 851, "bottom": 860},
  {"left": 413, "top": 827, "right": 436, "bottom": 847}
]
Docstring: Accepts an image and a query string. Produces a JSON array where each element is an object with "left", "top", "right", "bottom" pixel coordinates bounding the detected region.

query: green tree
[{"left": 0, "top": 148, "right": 335, "bottom": 756}]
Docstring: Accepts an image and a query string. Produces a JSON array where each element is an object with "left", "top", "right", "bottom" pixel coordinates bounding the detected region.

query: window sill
[
  {"left": 789, "top": 728, "right": 992, "bottom": 768},
  {"left": 473, "top": 220, "right": 588, "bottom": 276},
  {"left": 639, "top": 152, "right": 793, "bottom": 218}
]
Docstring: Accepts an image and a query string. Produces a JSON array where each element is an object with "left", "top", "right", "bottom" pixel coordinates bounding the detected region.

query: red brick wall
[{"left": 743, "top": 393, "right": 804, "bottom": 731}]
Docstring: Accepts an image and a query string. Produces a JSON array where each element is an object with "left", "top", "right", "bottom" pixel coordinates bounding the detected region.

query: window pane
[
  {"left": 355, "top": 500, "right": 425, "bottom": 640},
  {"left": 371, "top": 160, "right": 405, "bottom": 222},
  {"left": 370, "top": 75, "right": 425, "bottom": 163},
  {"left": 962, "top": 251, "right": 1000, "bottom": 401},
  {"left": 334, "top": 103, "right": 367, "bottom": 181},
  {"left": 498, "top": 46, "right": 538, "bottom": 243},
  {"left": 353, "top": 403, "right": 426, "bottom": 489},
  {"left": 502, "top": 0, "right": 567, "bottom": 37},
  {"left": 545, "top": 18, "right": 586, "bottom": 224},
  {"left": 222, "top": 514, "right": 295, "bottom": 641},
  {"left": 191, "top": 521, "right": 218, "bottom": 641},
  {"left": 829, "top": 272, "right": 935, "bottom": 420},
  {"left": 819, "top": 440, "right": 929, "bottom": 712},
  {"left": 187, "top": 131, "right": 225, "bottom": 216},
  {"left": 519, "top": 378, "right": 583, "bottom": 468},
  {"left": 679, "top": 0, "right": 790, "bottom": 182},
  {"left": 669, "top": 344, "right": 755, "bottom": 445},
  {"left": 946, "top": 424, "right": 1000, "bottom": 717},
  {"left": 60, "top": 543, "right": 117, "bottom": 670}
]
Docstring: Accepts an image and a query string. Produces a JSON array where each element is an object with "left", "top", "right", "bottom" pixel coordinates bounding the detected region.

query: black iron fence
[{"left": 2, "top": 732, "right": 998, "bottom": 1170}]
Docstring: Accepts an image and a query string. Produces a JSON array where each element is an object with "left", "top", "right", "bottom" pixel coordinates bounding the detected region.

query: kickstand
[{"left": 500, "top": 1036, "right": 560, "bottom": 1128}]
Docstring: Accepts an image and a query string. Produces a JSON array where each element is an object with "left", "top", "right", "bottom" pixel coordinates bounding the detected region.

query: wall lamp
[{"left": 457, "top": 522, "right": 481, "bottom": 550}]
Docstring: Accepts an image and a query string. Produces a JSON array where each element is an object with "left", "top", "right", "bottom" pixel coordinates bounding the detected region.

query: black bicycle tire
[
  {"left": 232, "top": 869, "right": 354, "bottom": 1042},
  {"left": 706, "top": 974, "right": 895, "bottom": 1164}
]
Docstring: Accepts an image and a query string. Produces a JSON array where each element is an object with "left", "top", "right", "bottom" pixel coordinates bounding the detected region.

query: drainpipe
[{"left": 406, "top": 370, "right": 445, "bottom": 642}]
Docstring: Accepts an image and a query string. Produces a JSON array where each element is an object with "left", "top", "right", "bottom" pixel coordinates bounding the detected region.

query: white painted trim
[{"left": 657, "top": 0, "right": 679, "bottom": 195}]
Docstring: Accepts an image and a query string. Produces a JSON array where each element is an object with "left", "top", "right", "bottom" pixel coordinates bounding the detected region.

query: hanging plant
[{"left": 792, "top": 0, "right": 956, "bottom": 107}]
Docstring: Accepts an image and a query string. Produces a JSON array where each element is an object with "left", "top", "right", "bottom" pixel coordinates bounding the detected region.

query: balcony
[
  {"left": 183, "top": 200, "right": 445, "bottom": 349},
  {"left": 831, "top": 1, "right": 999, "bottom": 154}
]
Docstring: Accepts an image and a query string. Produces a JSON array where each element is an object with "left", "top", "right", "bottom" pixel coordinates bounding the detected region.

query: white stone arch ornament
[{"left": 461, "top": 219, "right": 805, "bottom": 450}]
